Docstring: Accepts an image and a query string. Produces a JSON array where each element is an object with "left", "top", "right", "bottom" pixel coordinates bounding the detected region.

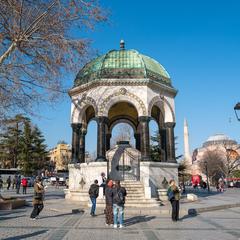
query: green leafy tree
[
  {"left": 0, "top": 114, "right": 25, "bottom": 168},
  {"left": 18, "top": 121, "right": 49, "bottom": 176},
  {"left": 0, "top": 115, "right": 49, "bottom": 175},
  {"left": 233, "top": 170, "right": 240, "bottom": 178},
  {"left": 18, "top": 119, "right": 33, "bottom": 175},
  {"left": 31, "top": 126, "right": 49, "bottom": 173},
  {"left": 150, "top": 131, "right": 162, "bottom": 162}
]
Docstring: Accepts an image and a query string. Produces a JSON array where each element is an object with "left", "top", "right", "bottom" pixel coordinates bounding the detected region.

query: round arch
[
  {"left": 98, "top": 89, "right": 147, "bottom": 117},
  {"left": 148, "top": 96, "right": 175, "bottom": 123},
  {"left": 109, "top": 118, "right": 137, "bottom": 133},
  {"left": 71, "top": 96, "right": 98, "bottom": 123}
]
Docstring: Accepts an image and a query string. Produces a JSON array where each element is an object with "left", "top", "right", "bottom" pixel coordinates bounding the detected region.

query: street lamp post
[
  {"left": 234, "top": 102, "right": 240, "bottom": 121},
  {"left": 204, "top": 161, "right": 210, "bottom": 192}
]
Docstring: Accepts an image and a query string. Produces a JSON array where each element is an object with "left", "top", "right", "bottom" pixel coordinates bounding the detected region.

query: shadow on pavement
[
  {"left": 0, "top": 214, "right": 26, "bottom": 221},
  {"left": 2, "top": 230, "right": 48, "bottom": 240},
  {"left": 179, "top": 213, "right": 198, "bottom": 221},
  {"left": 40, "top": 212, "right": 74, "bottom": 219},
  {"left": 124, "top": 215, "right": 155, "bottom": 226},
  {"left": 0, "top": 209, "right": 26, "bottom": 216}
]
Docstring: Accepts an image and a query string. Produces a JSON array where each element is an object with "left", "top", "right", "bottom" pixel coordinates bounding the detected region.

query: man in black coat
[
  {"left": 112, "top": 180, "right": 127, "bottom": 228},
  {"left": 88, "top": 179, "right": 99, "bottom": 216}
]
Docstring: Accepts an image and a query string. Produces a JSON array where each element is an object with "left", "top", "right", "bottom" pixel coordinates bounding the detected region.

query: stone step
[{"left": 123, "top": 187, "right": 144, "bottom": 190}]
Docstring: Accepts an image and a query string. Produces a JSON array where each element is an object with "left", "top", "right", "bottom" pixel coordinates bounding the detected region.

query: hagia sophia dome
[{"left": 203, "top": 133, "right": 237, "bottom": 147}]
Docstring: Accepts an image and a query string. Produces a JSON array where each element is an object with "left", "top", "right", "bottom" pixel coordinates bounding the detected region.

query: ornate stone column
[
  {"left": 165, "top": 122, "right": 176, "bottom": 163},
  {"left": 134, "top": 133, "right": 141, "bottom": 151},
  {"left": 159, "top": 128, "right": 167, "bottom": 162},
  {"left": 138, "top": 116, "right": 151, "bottom": 161},
  {"left": 97, "top": 116, "right": 109, "bottom": 161},
  {"left": 71, "top": 123, "right": 81, "bottom": 163},
  {"left": 79, "top": 129, "right": 87, "bottom": 163},
  {"left": 106, "top": 133, "right": 112, "bottom": 151}
]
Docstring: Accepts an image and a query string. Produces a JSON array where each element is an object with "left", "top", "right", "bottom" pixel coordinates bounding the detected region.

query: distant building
[
  {"left": 191, "top": 134, "right": 240, "bottom": 177},
  {"left": 49, "top": 143, "right": 71, "bottom": 171}
]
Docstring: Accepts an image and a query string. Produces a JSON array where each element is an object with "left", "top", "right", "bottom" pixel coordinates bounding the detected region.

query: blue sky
[{"left": 34, "top": 0, "right": 240, "bottom": 156}]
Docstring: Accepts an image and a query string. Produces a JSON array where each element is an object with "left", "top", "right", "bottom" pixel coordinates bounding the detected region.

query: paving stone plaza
[{"left": 1, "top": 187, "right": 240, "bottom": 240}]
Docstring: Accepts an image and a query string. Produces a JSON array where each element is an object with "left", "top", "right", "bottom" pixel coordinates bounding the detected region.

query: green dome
[{"left": 74, "top": 49, "right": 172, "bottom": 87}]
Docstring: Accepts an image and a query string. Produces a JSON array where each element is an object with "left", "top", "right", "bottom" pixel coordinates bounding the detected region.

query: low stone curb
[{"left": 188, "top": 202, "right": 240, "bottom": 215}]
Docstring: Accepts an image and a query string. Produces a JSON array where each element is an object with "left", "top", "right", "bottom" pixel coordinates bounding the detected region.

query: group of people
[
  {"left": 0, "top": 175, "right": 28, "bottom": 194},
  {"left": 28, "top": 173, "right": 180, "bottom": 225},
  {"left": 88, "top": 178, "right": 127, "bottom": 229}
]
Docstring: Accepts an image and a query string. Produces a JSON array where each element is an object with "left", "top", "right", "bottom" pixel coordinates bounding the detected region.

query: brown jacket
[{"left": 33, "top": 182, "right": 44, "bottom": 205}]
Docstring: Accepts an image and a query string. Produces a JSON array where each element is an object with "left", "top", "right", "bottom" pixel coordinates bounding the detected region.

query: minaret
[{"left": 184, "top": 118, "right": 192, "bottom": 167}]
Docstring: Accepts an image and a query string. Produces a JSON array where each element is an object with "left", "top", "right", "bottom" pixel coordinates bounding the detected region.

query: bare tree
[
  {"left": 199, "top": 149, "right": 226, "bottom": 183},
  {"left": 222, "top": 143, "right": 240, "bottom": 179},
  {"left": 0, "top": 0, "right": 107, "bottom": 119}
]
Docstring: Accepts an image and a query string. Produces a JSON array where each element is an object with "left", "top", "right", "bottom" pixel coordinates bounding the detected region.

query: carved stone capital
[
  {"left": 97, "top": 116, "right": 109, "bottom": 125},
  {"left": 164, "top": 122, "right": 176, "bottom": 128},
  {"left": 138, "top": 116, "right": 151, "bottom": 123},
  {"left": 71, "top": 123, "right": 82, "bottom": 131}
]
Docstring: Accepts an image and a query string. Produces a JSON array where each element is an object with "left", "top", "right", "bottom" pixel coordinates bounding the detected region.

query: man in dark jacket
[
  {"left": 88, "top": 179, "right": 99, "bottom": 216},
  {"left": 16, "top": 175, "right": 21, "bottom": 194},
  {"left": 30, "top": 176, "right": 45, "bottom": 220},
  {"left": 167, "top": 179, "right": 180, "bottom": 221},
  {"left": 112, "top": 180, "right": 127, "bottom": 228}
]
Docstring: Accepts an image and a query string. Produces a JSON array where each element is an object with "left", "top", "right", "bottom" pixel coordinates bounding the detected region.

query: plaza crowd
[{"left": 0, "top": 175, "right": 31, "bottom": 194}]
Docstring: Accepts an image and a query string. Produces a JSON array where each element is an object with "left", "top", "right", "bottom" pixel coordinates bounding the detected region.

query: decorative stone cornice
[{"left": 68, "top": 78, "right": 177, "bottom": 97}]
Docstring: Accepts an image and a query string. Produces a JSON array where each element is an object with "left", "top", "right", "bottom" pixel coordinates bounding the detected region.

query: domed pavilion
[{"left": 65, "top": 41, "right": 179, "bottom": 204}]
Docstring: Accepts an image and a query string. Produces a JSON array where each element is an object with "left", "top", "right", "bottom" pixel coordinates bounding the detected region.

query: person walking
[
  {"left": 30, "top": 176, "right": 45, "bottom": 220},
  {"left": 88, "top": 179, "right": 99, "bottom": 216},
  {"left": 12, "top": 175, "right": 16, "bottom": 189},
  {"left": 167, "top": 179, "right": 180, "bottom": 222},
  {"left": 16, "top": 175, "right": 21, "bottom": 194},
  {"left": 6, "top": 176, "right": 11, "bottom": 190},
  {"left": 112, "top": 180, "right": 127, "bottom": 229},
  {"left": 105, "top": 179, "right": 114, "bottom": 226},
  {"left": 100, "top": 172, "right": 107, "bottom": 196},
  {"left": 22, "top": 178, "right": 28, "bottom": 194}
]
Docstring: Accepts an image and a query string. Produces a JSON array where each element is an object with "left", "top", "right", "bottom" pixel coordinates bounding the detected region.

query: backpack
[
  {"left": 89, "top": 184, "right": 98, "bottom": 198},
  {"left": 114, "top": 188, "right": 125, "bottom": 205},
  {"left": 167, "top": 188, "right": 175, "bottom": 201}
]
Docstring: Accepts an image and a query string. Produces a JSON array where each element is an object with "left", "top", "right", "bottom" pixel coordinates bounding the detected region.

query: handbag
[{"left": 167, "top": 189, "right": 175, "bottom": 201}]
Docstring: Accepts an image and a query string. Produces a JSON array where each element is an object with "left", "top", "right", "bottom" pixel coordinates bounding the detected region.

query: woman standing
[
  {"left": 167, "top": 179, "right": 180, "bottom": 222},
  {"left": 30, "top": 176, "right": 45, "bottom": 220},
  {"left": 105, "top": 179, "right": 113, "bottom": 226}
]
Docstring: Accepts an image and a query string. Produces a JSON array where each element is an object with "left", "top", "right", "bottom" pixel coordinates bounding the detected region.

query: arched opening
[
  {"left": 107, "top": 101, "right": 138, "bottom": 150},
  {"left": 85, "top": 120, "right": 97, "bottom": 162},
  {"left": 84, "top": 105, "right": 95, "bottom": 124},
  {"left": 108, "top": 101, "right": 138, "bottom": 126},
  {"left": 82, "top": 105, "right": 97, "bottom": 162},
  {"left": 149, "top": 105, "right": 166, "bottom": 162},
  {"left": 110, "top": 122, "right": 136, "bottom": 148}
]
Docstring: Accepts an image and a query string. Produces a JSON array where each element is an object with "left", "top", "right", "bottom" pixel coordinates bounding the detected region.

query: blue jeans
[
  {"left": 113, "top": 204, "right": 124, "bottom": 225},
  {"left": 90, "top": 197, "right": 96, "bottom": 214}
]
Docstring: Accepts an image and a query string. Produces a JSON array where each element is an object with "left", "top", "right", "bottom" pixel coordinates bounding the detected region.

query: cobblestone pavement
[
  {"left": 1, "top": 206, "right": 240, "bottom": 240},
  {"left": 1, "top": 187, "right": 240, "bottom": 239}
]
